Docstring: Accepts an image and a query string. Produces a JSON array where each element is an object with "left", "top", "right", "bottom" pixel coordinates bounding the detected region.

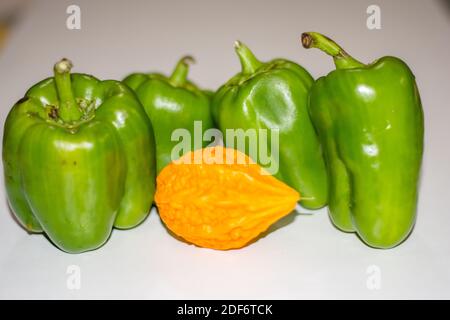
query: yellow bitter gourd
[{"left": 155, "top": 146, "right": 299, "bottom": 250}]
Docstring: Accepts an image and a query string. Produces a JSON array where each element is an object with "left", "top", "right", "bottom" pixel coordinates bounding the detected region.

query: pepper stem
[
  {"left": 234, "top": 40, "right": 262, "bottom": 74},
  {"left": 169, "top": 56, "right": 195, "bottom": 86},
  {"left": 53, "top": 58, "right": 81, "bottom": 122},
  {"left": 301, "top": 32, "right": 365, "bottom": 69}
]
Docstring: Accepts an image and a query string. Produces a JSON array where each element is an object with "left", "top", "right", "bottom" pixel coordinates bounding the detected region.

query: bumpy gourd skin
[
  {"left": 123, "top": 57, "right": 214, "bottom": 174},
  {"left": 2, "top": 60, "right": 156, "bottom": 253},
  {"left": 303, "top": 32, "right": 424, "bottom": 248},
  {"left": 212, "top": 41, "right": 328, "bottom": 210},
  {"left": 155, "top": 146, "right": 300, "bottom": 250}
]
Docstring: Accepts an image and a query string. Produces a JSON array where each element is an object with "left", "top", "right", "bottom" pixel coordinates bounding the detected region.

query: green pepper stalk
[
  {"left": 301, "top": 32, "right": 364, "bottom": 69},
  {"left": 169, "top": 56, "right": 195, "bottom": 86},
  {"left": 234, "top": 40, "right": 262, "bottom": 74},
  {"left": 302, "top": 32, "right": 424, "bottom": 248},
  {"left": 53, "top": 58, "right": 82, "bottom": 123}
]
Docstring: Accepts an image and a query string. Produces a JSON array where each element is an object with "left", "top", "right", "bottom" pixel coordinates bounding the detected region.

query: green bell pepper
[
  {"left": 123, "top": 56, "right": 214, "bottom": 173},
  {"left": 211, "top": 41, "right": 328, "bottom": 209},
  {"left": 2, "top": 59, "right": 156, "bottom": 253},
  {"left": 302, "top": 32, "right": 424, "bottom": 248}
]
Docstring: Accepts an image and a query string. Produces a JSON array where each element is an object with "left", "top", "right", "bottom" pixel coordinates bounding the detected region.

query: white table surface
[{"left": 0, "top": 0, "right": 449, "bottom": 299}]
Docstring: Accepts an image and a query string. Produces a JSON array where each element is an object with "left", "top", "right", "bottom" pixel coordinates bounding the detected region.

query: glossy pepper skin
[
  {"left": 123, "top": 56, "right": 214, "bottom": 173},
  {"left": 2, "top": 59, "right": 156, "bottom": 253},
  {"left": 211, "top": 41, "right": 328, "bottom": 209},
  {"left": 302, "top": 32, "right": 424, "bottom": 248}
]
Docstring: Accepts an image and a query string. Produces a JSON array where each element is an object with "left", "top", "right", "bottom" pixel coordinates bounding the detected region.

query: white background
[{"left": 0, "top": 0, "right": 449, "bottom": 299}]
